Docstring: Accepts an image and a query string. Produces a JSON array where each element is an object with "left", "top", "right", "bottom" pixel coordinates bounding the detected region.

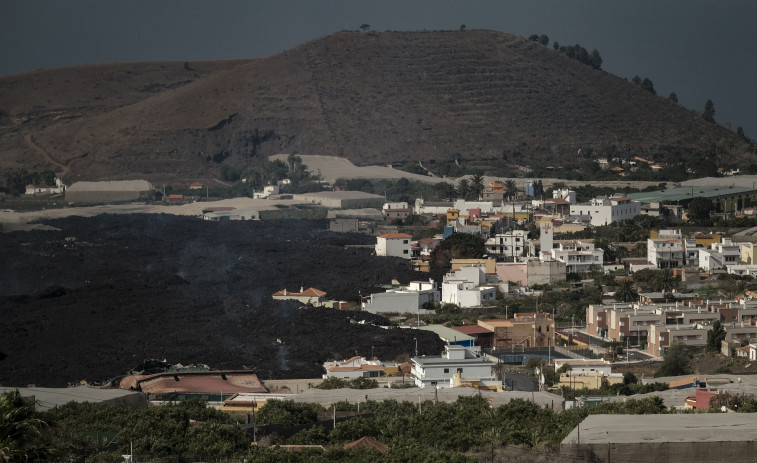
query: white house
[
  {"left": 410, "top": 346, "right": 495, "bottom": 388},
  {"left": 323, "top": 356, "right": 385, "bottom": 379},
  {"left": 382, "top": 201, "right": 411, "bottom": 220},
  {"left": 441, "top": 266, "right": 497, "bottom": 308},
  {"left": 25, "top": 177, "right": 66, "bottom": 195},
  {"left": 541, "top": 240, "right": 603, "bottom": 273},
  {"left": 362, "top": 280, "right": 439, "bottom": 314},
  {"left": 569, "top": 195, "right": 640, "bottom": 227},
  {"left": 375, "top": 233, "right": 412, "bottom": 259},
  {"left": 700, "top": 238, "right": 745, "bottom": 271},
  {"left": 485, "top": 230, "right": 529, "bottom": 261},
  {"left": 553, "top": 188, "right": 577, "bottom": 204},
  {"left": 648, "top": 230, "right": 685, "bottom": 269},
  {"left": 253, "top": 184, "right": 280, "bottom": 199}
]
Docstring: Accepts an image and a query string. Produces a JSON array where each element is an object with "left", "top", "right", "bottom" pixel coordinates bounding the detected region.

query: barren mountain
[{"left": 0, "top": 30, "right": 750, "bottom": 183}]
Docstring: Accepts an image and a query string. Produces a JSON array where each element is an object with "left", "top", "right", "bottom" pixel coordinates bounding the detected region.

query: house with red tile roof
[{"left": 272, "top": 287, "right": 327, "bottom": 305}]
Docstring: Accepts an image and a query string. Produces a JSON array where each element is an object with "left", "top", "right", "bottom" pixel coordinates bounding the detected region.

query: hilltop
[{"left": 0, "top": 30, "right": 751, "bottom": 183}]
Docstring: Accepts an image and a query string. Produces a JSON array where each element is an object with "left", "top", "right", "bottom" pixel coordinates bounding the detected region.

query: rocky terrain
[{"left": 0, "top": 214, "right": 445, "bottom": 387}]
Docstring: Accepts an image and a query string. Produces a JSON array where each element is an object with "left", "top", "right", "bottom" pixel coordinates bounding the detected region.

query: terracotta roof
[
  {"left": 378, "top": 233, "right": 412, "bottom": 239},
  {"left": 419, "top": 237, "right": 437, "bottom": 243},
  {"left": 272, "top": 287, "right": 327, "bottom": 297},
  {"left": 344, "top": 437, "right": 388, "bottom": 452},
  {"left": 121, "top": 370, "right": 267, "bottom": 394},
  {"left": 328, "top": 364, "right": 384, "bottom": 372}
]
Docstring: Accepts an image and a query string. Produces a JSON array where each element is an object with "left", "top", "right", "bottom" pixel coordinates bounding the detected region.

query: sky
[{"left": 3, "top": 0, "right": 756, "bottom": 138}]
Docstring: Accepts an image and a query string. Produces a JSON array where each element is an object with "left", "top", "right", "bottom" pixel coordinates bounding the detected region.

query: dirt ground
[{"left": 0, "top": 214, "right": 445, "bottom": 387}]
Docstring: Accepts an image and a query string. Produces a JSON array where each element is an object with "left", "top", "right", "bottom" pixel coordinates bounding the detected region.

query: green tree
[
  {"left": 455, "top": 178, "right": 471, "bottom": 199},
  {"left": 641, "top": 77, "right": 656, "bottom": 95},
  {"left": 614, "top": 280, "right": 638, "bottom": 302},
  {"left": 0, "top": 389, "right": 55, "bottom": 462},
  {"left": 668, "top": 92, "right": 678, "bottom": 103},
  {"left": 504, "top": 180, "right": 518, "bottom": 200},
  {"left": 706, "top": 320, "right": 726, "bottom": 352},
  {"left": 360, "top": 24, "right": 370, "bottom": 31},
  {"left": 703, "top": 99, "right": 716, "bottom": 122},
  {"left": 430, "top": 233, "right": 486, "bottom": 268},
  {"left": 255, "top": 400, "right": 324, "bottom": 426},
  {"left": 589, "top": 49, "right": 603, "bottom": 69},
  {"left": 469, "top": 173, "right": 485, "bottom": 200},
  {"left": 651, "top": 268, "right": 677, "bottom": 292},
  {"left": 687, "top": 197, "right": 714, "bottom": 223},
  {"left": 654, "top": 342, "right": 692, "bottom": 377},
  {"left": 459, "top": 24, "right": 466, "bottom": 32},
  {"left": 539, "top": 34, "right": 549, "bottom": 46}
]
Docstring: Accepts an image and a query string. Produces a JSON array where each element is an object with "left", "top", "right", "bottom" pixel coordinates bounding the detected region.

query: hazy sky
[{"left": 3, "top": 0, "right": 756, "bottom": 137}]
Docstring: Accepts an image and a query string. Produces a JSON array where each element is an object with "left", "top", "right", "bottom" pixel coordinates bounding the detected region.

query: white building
[
  {"left": 253, "top": 184, "right": 280, "bottom": 199},
  {"left": 375, "top": 233, "right": 412, "bottom": 259},
  {"left": 648, "top": 230, "right": 685, "bottom": 269},
  {"left": 552, "top": 188, "right": 577, "bottom": 204},
  {"left": 362, "top": 280, "right": 439, "bottom": 314},
  {"left": 410, "top": 346, "right": 495, "bottom": 388},
  {"left": 414, "top": 198, "right": 454, "bottom": 216},
  {"left": 485, "top": 230, "right": 529, "bottom": 261},
  {"left": 323, "top": 356, "right": 384, "bottom": 379},
  {"left": 382, "top": 201, "right": 411, "bottom": 219},
  {"left": 541, "top": 240, "right": 603, "bottom": 273},
  {"left": 441, "top": 266, "right": 497, "bottom": 308},
  {"left": 700, "top": 238, "right": 744, "bottom": 271},
  {"left": 569, "top": 195, "right": 640, "bottom": 227},
  {"left": 727, "top": 265, "right": 757, "bottom": 278}
]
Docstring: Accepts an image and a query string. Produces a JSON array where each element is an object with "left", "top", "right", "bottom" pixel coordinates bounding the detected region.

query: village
[{"left": 8, "top": 170, "right": 757, "bottom": 460}]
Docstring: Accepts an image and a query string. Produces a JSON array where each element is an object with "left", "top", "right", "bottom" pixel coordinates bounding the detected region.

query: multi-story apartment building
[
  {"left": 569, "top": 195, "right": 640, "bottom": 227},
  {"left": 647, "top": 230, "right": 684, "bottom": 269},
  {"left": 485, "top": 230, "right": 528, "bottom": 261},
  {"left": 542, "top": 239, "right": 603, "bottom": 273}
]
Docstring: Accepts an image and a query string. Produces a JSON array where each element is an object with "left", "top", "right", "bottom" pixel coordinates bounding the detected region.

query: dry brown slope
[{"left": 0, "top": 30, "right": 750, "bottom": 182}]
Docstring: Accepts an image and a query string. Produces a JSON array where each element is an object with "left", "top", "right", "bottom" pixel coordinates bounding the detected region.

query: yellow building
[
  {"left": 451, "top": 258, "right": 497, "bottom": 275},
  {"left": 558, "top": 370, "right": 624, "bottom": 390}
]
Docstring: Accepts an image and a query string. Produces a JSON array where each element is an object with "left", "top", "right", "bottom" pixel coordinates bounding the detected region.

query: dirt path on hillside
[{"left": 25, "top": 134, "right": 69, "bottom": 177}]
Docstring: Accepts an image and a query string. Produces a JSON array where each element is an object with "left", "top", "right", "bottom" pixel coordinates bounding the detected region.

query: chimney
[{"left": 300, "top": 286, "right": 304, "bottom": 293}]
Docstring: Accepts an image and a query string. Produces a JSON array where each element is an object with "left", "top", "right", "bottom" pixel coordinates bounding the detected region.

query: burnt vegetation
[{"left": 0, "top": 214, "right": 444, "bottom": 387}]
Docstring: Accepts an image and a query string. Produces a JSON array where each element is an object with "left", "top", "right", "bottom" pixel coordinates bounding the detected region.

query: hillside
[{"left": 0, "top": 30, "right": 751, "bottom": 183}]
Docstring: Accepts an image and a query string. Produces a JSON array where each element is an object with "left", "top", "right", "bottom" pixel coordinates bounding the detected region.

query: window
[
  {"left": 403, "top": 250, "right": 409, "bottom": 254},
  {"left": 403, "top": 240, "right": 409, "bottom": 244},
  {"left": 444, "top": 368, "right": 449, "bottom": 374}
]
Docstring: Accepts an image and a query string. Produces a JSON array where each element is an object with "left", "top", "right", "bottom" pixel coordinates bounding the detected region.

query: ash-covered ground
[{"left": 0, "top": 214, "right": 444, "bottom": 387}]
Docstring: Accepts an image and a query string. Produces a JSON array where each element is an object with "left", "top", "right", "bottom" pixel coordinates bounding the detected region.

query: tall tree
[
  {"left": 687, "top": 197, "right": 714, "bottom": 223},
  {"left": 470, "top": 173, "right": 485, "bottom": 200},
  {"left": 589, "top": 49, "right": 603, "bottom": 70},
  {"left": 455, "top": 178, "right": 471, "bottom": 199},
  {"left": 703, "top": 99, "right": 716, "bottom": 122},
  {"left": 706, "top": 320, "right": 727, "bottom": 352},
  {"left": 504, "top": 180, "right": 518, "bottom": 201},
  {"left": 668, "top": 92, "right": 678, "bottom": 103},
  {"left": 641, "top": 77, "right": 656, "bottom": 95}
]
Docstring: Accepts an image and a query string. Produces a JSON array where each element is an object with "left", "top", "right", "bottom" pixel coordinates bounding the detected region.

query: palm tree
[
  {"left": 614, "top": 280, "right": 638, "bottom": 302},
  {"left": 470, "top": 173, "right": 485, "bottom": 200},
  {"left": 0, "top": 389, "right": 54, "bottom": 462},
  {"left": 652, "top": 268, "right": 677, "bottom": 292},
  {"left": 456, "top": 178, "right": 470, "bottom": 199},
  {"left": 504, "top": 180, "right": 518, "bottom": 200}
]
